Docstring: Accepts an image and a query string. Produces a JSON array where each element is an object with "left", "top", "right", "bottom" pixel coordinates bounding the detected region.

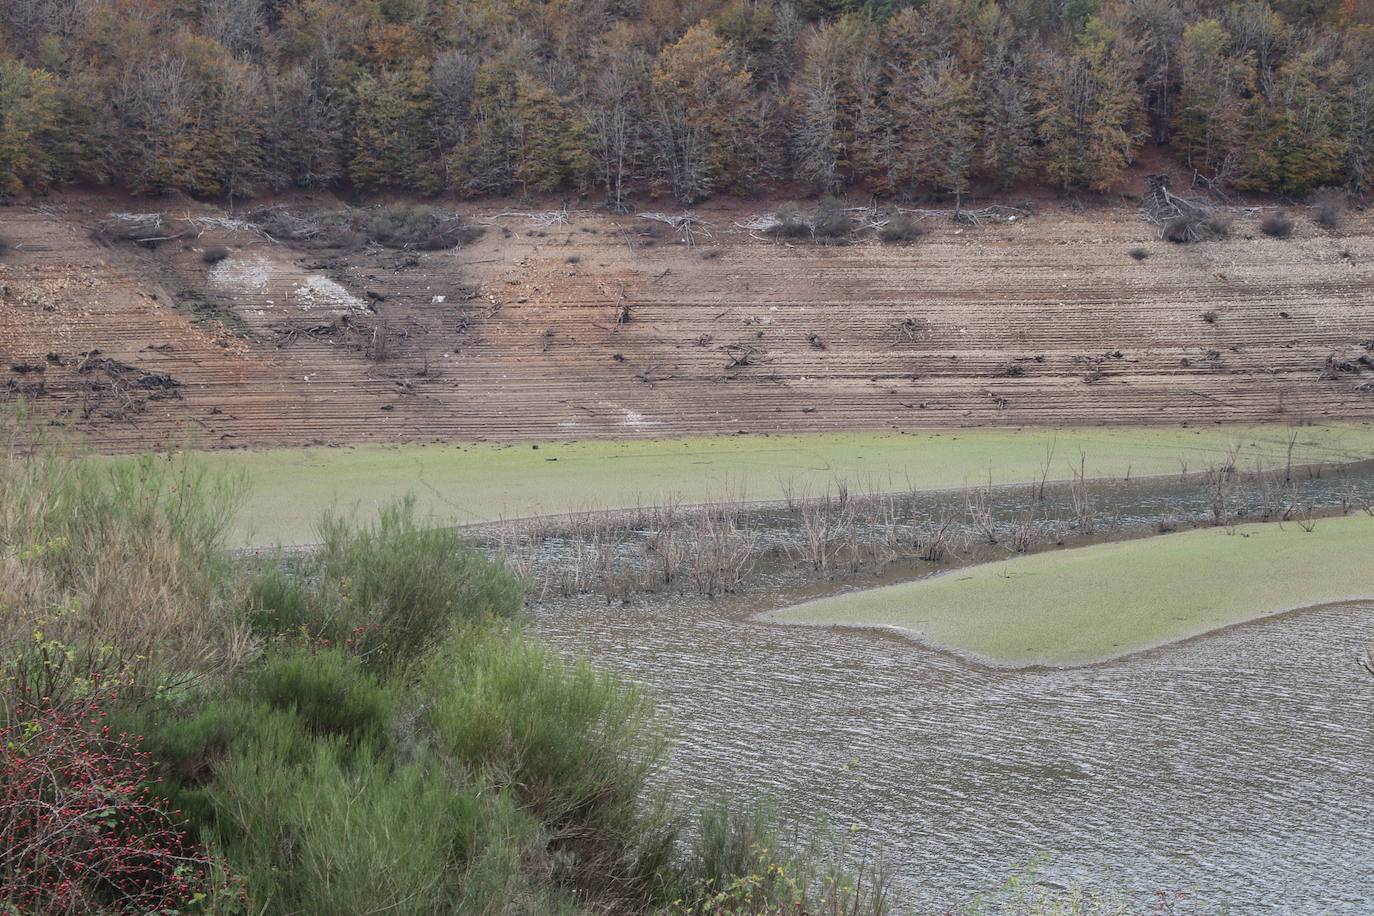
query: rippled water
[{"left": 530, "top": 590, "right": 1374, "bottom": 913}]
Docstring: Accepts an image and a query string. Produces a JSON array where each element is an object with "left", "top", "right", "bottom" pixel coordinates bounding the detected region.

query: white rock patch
[
  {"left": 292, "top": 276, "right": 368, "bottom": 311},
  {"left": 208, "top": 255, "right": 271, "bottom": 290}
]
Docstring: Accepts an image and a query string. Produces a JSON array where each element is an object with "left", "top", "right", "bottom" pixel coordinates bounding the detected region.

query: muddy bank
[{"left": 3, "top": 196, "right": 1373, "bottom": 448}]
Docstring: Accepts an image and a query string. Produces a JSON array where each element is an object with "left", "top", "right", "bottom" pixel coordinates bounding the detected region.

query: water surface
[{"left": 530, "top": 594, "right": 1374, "bottom": 913}]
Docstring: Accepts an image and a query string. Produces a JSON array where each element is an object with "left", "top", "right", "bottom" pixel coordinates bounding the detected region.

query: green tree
[
  {"left": 0, "top": 57, "right": 60, "bottom": 196},
  {"left": 349, "top": 67, "right": 438, "bottom": 193},
  {"left": 1175, "top": 18, "right": 1256, "bottom": 186}
]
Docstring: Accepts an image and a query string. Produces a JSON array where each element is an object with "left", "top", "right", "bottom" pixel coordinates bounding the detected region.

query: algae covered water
[{"left": 531, "top": 592, "right": 1374, "bottom": 913}]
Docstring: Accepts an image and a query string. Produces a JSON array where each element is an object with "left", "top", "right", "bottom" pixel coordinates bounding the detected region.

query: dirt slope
[{"left": 2, "top": 196, "right": 1371, "bottom": 450}]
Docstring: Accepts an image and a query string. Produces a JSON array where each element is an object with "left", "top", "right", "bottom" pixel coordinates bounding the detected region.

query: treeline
[{"left": 2, "top": 0, "right": 1373, "bottom": 204}]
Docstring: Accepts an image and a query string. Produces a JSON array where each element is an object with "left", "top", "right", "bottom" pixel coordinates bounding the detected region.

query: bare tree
[
  {"left": 202, "top": 0, "right": 265, "bottom": 57},
  {"left": 430, "top": 50, "right": 477, "bottom": 149},
  {"left": 589, "top": 55, "right": 646, "bottom": 212}
]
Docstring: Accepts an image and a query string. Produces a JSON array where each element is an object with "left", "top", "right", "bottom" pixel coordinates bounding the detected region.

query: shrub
[
  {"left": 1163, "top": 212, "right": 1229, "bottom": 243},
  {"left": 770, "top": 202, "right": 810, "bottom": 240},
  {"left": 1201, "top": 310, "right": 1218, "bottom": 323},
  {"left": 811, "top": 196, "right": 852, "bottom": 242},
  {"left": 1260, "top": 212, "right": 1294, "bottom": 238},
  {"left": 201, "top": 246, "right": 230, "bottom": 264},
  {"left": 423, "top": 626, "right": 676, "bottom": 905},
  {"left": 246, "top": 205, "right": 483, "bottom": 251},
  {"left": 248, "top": 646, "right": 395, "bottom": 742},
  {"left": 880, "top": 214, "right": 925, "bottom": 244},
  {"left": 1128, "top": 247, "right": 1150, "bottom": 260},
  {"left": 1312, "top": 187, "right": 1347, "bottom": 230},
  {"left": 0, "top": 697, "right": 230, "bottom": 914},
  {"left": 0, "top": 411, "right": 246, "bottom": 714},
  {"left": 244, "top": 497, "right": 522, "bottom": 672}
]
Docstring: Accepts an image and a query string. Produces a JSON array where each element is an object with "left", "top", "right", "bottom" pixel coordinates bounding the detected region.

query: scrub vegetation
[
  {"left": 0, "top": 410, "right": 895, "bottom": 915},
  {"left": 774, "top": 515, "right": 1374, "bottom": 666}
]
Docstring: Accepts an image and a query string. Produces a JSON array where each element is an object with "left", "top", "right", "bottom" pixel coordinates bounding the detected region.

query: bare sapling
[
  {"left": 1068, "top": 453, "right": 1094, "bottom": 534},
  {"left": 965, "top": 477, "right": 999, "bottom": 545}
]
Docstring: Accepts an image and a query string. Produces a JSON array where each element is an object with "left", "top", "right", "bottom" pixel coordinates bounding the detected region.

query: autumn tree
[
  {"left": 0, "top": 57, "right": 60, "bottom": 195},
  {"left": 890, "top": 56, "right": 979, "bottom": 197},
  {"left": 1033, "top": 19, "right": 1144, "bottom": 189},
  {"left": 349, "top": 67, "right": 438, "bottom": 193},
  {"left": 648, "top": 22, "right": 754, "bottom": 202}
]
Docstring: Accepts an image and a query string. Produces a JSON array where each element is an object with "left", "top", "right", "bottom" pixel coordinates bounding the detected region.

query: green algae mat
[
  {"left": 771, "top": 514, "right": 1374, "bottom": 667},
  {"left": 207, "top": 424, "right": 1374, "bottom": 546}
]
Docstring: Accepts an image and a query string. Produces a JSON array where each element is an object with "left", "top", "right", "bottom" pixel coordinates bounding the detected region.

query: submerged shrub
[{"left": 672, "top": 799, "right": 895, "bottom": 916}]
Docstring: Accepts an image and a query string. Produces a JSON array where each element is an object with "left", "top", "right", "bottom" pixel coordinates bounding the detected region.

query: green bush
[
  {"left": 244, "top": 497, "right": 522, "bottom": 672},
  {"left": 880, "top": 214, "right": 925, "bottom": 244},
  {"left": 249, "top": 645, "right": 395, "bottom": 742},
  {"left": 423, "top": 626, "right": 677, "bottom": 905}
]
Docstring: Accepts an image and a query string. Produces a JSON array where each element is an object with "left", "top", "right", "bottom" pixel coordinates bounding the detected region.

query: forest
[{"left": 0, "top": 0, "right": 1372, "bottom": 206}]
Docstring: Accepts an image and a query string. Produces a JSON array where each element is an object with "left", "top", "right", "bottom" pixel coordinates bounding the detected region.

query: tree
[
  {"left": 201, "top": 0, "right": 266, "bottom": 58},
  {"left": 349, "top": 67, "right": 438, "bottom": 193},
  {"left": 1339, "top": 37, "right": 1374, "bottom": 191},
  {"left": 793, "top": 26, "right": 844, "bottom": 193},
  {"left": 890, "top": 56, "right": 979, "bottom": 197},
  {"left": 0, "top": 57, "right": 60, "bottom": 195},
  {"left": 510, "top": 73, "right": 593, "bottom": 196},
  {"left": 1175, "top": 19, "right": 1255, "bottom": 186},
  {"left": 1246, "top": 44, "right": 1348, "bottom": 192},
  {"left": 260, "top": 65, "right": 344, "bottom": 189},
  {"left": 979, "top": 51, "right": 1037, "bottom": 189},
  {"left": 648, "top": 23, "right": 754, "bottom": 203},
  {"left": 1100, "top": 0, "right": 1187, "bottom": 143},
  {"left": 1033, "top": 20, "right": 1144, "bottom": 190},
  {"left": 587, "top": 53, "right": 648, "bottom": 210}
]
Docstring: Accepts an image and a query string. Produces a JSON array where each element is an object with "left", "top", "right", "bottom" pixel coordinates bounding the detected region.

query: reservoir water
[{"left": 531, "top": 592, "right": 1374, "bottom": 912}]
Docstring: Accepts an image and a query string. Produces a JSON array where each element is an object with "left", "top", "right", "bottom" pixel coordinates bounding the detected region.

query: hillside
[{"left": 2, "top": 195, "right": 1371, "bottom": 449}]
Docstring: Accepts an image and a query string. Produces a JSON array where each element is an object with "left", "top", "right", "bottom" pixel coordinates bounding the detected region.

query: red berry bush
[{"left": 0, "top": 696, "right": 228, "bottom": 914}]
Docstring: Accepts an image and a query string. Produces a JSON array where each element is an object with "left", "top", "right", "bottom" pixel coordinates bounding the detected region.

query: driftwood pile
[{"left": 1141, "top": 175, "right": 1225, "bottom": 243}]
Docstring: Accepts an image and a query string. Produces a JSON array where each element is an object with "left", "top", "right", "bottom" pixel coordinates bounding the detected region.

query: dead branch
[{"left": 638, "top": 212, "right": 710, "bottom": 247}]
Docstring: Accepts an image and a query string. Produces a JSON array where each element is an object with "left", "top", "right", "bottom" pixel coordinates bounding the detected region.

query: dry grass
[{"left": 0, "top": 408, "right": 249, "bottom": 711}]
